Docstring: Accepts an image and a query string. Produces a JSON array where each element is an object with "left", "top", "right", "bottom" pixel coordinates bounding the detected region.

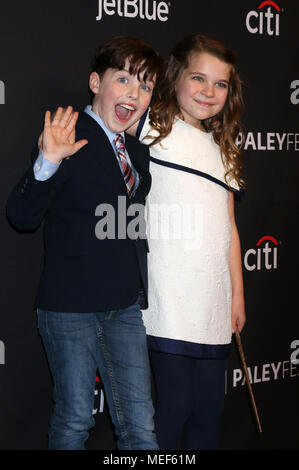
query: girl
[{"left": 131, "top": 34, "right": 246, "bottom": 450}]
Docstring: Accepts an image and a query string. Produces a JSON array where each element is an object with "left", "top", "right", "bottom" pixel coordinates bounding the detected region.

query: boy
[{"left": 6, "top": 36, "right": 161, "bottom": 450}]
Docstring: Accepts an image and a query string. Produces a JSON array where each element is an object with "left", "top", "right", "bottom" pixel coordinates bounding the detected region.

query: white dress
[{"left": 138, "top": 113, "right": 240, "bottom": 358}]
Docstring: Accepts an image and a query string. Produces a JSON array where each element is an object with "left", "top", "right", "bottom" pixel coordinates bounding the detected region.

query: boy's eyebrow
[
  {"left": 116, "top": 67, "right": 156, "bottom": 83},
  {"left": 115, "top": 68, "right": 130, "bottom": 73}
]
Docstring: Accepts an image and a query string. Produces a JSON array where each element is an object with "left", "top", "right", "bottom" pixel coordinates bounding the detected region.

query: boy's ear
[{"left": 89, "top": 72, "right": 101, "bottom": 94}]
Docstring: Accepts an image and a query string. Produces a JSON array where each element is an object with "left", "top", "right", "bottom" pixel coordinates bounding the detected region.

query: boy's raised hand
[{"left": 40, "top": 106, "right": 88, "bottom": 163}]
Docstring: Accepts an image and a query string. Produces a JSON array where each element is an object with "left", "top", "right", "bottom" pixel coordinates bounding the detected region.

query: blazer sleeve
[
  {"left": 128, "top": 137, "right": 152, "bottom": 205},
  {"left": 6, "top": 143, "right": 65, "bottom": 231}
]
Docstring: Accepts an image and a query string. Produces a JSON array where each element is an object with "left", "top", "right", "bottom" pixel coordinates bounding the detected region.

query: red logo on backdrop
[
  {"left": 93, "top": 375, "right": 105, "bottom": 415},
  {"left": 244, "top": 235, "right": 279, "bottom": 271},
  {"left": 246, "top": 1, "right": 282, "bottom": 36},
  {"left": 259, "top": 0, "right": 280, "bottom": 10}
]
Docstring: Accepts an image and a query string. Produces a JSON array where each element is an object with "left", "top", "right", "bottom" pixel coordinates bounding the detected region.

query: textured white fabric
[{"left": 140, "top": 114, "right": 239, "bottom": 345}]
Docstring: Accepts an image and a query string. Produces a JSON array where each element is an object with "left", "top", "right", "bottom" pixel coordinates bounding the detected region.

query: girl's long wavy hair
[{"left": 149, "top": 34, "right": 245, "bottom": 188}]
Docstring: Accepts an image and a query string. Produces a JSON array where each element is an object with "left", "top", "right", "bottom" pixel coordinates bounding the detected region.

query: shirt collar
[{"left": 84, "top": 105, "right": 124, "bottom": 145}]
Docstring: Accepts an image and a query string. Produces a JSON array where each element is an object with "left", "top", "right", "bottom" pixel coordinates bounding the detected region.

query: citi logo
[
  {"left": 96, "top": 0, "right": 170, "bottom": 22},
  {"left": 244, "top": 235, "right": 279, "bottom": 271},
  {"left": 0, "top": 80, "right": 5, "bottom": 104},
  {"left": 290, "top": 80, "right": 299, "bottom": 105},
  {"left": 246, "top": 1, "right": 281, "bottom": 36}
]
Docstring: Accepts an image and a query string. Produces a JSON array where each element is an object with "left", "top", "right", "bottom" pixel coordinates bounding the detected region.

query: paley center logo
[
  {"left": 0, "top": 80, "right": 5, "bottom": 104},
  {"left": 236, "top": 131, "right": 299, "bottom": 151},
  {"left": 244, "top": 235, "right": 279, "bottom": 271},
  {"left": 231, "top": 355, "right": 299, "bottom": 390},
  {"left": 226, "top": 340, "right": 299, "bottom": 392},
  {"left": 96, "top": 0, "right": 170, "bottom": 22},
  {"left": 246, "top": 1, "right": 282, "bottom": 36}
]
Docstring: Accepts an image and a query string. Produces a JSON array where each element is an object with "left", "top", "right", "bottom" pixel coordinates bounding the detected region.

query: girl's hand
[
  {"left": 39, "top": 106, "right": 88, "bottom": 163},
  {"left": 231, "top": 292, "right": 246, "bottom": 333}
]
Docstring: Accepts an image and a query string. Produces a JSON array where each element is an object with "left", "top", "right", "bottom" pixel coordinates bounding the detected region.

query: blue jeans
[{"left": 37, "top": 301, "right": 158, "bottom": 450}]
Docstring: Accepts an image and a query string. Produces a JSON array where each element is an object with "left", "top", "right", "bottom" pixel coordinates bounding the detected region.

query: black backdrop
[{"left": 0, "top": 0, "right": 298, "bottom": 450}]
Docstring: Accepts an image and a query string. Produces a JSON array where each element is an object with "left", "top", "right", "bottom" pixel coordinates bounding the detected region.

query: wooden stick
[{"left": 234, "top": 327, "right": 262, "bottom": 433}]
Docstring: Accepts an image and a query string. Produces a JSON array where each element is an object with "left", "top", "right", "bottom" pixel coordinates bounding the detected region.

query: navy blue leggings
[{"left": 150, "top": 351, "right": 227, "bottom": 450}]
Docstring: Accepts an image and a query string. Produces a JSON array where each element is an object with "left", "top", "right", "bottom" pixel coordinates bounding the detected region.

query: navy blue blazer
[{"left": 6, "top": 111, "right": 151, "bottom": 312}]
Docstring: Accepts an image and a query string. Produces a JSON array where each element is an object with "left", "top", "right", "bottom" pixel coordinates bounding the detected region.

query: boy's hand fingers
[
  {"left": 59, "top": 106, "right": 74, "bottom": 128},
  {"left": 72, "top": 139, "right": 88, "bottom": 154},
  {"left": 67, "top": 128, "right": 76, "bottom": 144},
  {"left": 51, "top": 107, "right": 63, "bottom": 126},
  {"left": 41, "top": 107, "right": 84, "bottom": 161},
  {"left": 65, "top": 110, "right": 79, "bottom": 133},
  {"left": 60, "top": 140, "right": 88, "bottom": 159},
  {"left": 44, "top": 110, "right": 51, "bottom": 128}
]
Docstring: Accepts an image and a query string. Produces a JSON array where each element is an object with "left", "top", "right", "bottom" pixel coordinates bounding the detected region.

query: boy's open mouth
[{"left": 115, "top": 103, "right": 136, "bottom": 122}]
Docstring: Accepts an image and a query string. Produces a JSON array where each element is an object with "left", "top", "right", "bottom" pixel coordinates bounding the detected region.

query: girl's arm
[{"left": 228, "top": 191, "right": 246, "bottom": 333}]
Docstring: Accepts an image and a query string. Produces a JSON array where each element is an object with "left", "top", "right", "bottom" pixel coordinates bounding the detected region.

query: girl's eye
[
  {"left": 140, "top": 83, "right": 151, "bottom": 92},
  {"left": 118, "top": 77, "right": 128, "bottom": 84},
  {"left": 192, "top": 75, "right": 204, "bottom": 82},
  {"left": 216, "top": 82, "right": 227, "bottom": 88}
]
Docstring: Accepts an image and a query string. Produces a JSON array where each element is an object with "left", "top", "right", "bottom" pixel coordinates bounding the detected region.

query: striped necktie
[{"left": 113, "top": 133, "right": 136, "bottom": 198}]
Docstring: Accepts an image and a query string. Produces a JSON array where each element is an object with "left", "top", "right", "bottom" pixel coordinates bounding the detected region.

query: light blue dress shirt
[{"left": 34, "top": 105, "right": 139, "bottom": 191}]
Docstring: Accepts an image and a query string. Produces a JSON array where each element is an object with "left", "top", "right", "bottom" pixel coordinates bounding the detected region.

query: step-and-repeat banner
[{"left": 0, "top": 0, "right": 298, "bottom": 450}]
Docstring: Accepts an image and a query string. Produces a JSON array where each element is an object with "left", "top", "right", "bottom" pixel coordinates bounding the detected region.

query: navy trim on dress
[
  {"left": 150, "top": 156, "right": 241, "bottom": 193},
  {"left": 147, "top": 335, "right": 231, "bottom": 359},
  {"left": 136, "top": 111, "right": 147, "bottom": 140}
]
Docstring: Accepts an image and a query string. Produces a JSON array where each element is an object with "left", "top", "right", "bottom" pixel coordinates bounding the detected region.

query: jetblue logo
[
  {"left": 0, "top": 80, "right": 5, "bottom": 104},
  {"left": 96, "top": 0, "right": 170, "bottom": 22}
]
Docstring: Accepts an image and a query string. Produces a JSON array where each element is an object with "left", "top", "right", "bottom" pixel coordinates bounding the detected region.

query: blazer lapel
[{"left": 78, "top": 112, "right": 128, "bottom": 196}]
